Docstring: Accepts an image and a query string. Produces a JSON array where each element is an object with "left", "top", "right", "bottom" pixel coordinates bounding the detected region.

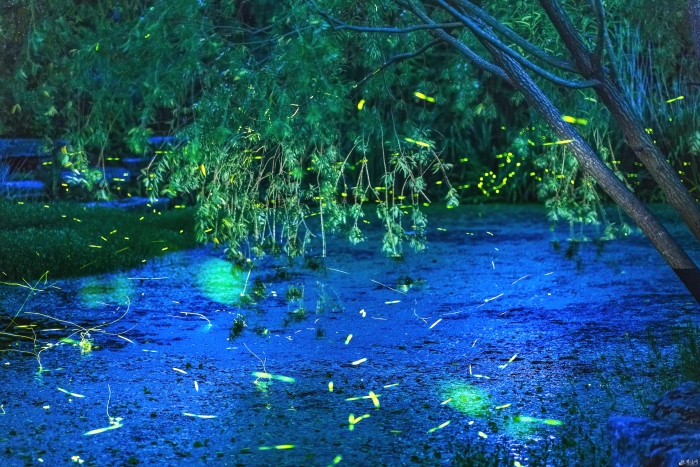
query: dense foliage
[{"left": 1, "top": 0, "right": 698, "bottom": 263}]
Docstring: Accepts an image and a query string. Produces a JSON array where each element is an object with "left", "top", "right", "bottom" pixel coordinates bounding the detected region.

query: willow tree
[
  {"left": 304, "top": 0, "right": 700, "bottom": 302},
  {"left": 2, "top": 0, "right": 699, "bottom": 301}
]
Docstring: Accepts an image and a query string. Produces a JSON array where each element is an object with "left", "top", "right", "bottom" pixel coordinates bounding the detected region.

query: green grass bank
[{"left": 0, "top": 200, "right": 196, "bottom": 281}]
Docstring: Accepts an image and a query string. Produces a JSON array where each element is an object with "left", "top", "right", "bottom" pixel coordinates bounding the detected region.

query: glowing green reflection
[
  {"left": 501, "top": 416, "right": 538, "bottom": 438},
  {"left": 80, "top": 275, "right": 132, "bottom": 308},
  {"left": 440, "top": 379, "right": 564, "bottom": 440},
  {"left": 440, "top": 380, "right": 491, "bottom": 416},
  {"left": 196, "top": 258, "right": 246, "bottom": 305},
  {"left": 514, "top": 416, "right": 563, "bottom": 426},
  {"left": 501, "top": 415, "right": 564, "bottom": 438}
]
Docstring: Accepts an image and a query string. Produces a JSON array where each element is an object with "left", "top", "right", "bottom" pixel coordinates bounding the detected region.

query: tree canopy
[{"left": 1, "top": 0, "right": 699, "bottom": 271}]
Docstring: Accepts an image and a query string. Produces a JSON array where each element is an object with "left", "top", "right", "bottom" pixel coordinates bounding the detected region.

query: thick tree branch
[
  {"left": 537, "top": 0, "right": 594, "bottom": 75},
  {"left": 448, "top": 0, "right": 579, "bottom": 73},
  {"left": 327, "top": 20, "right": 465, "bottom": 34},
  {"left": 590, "top": 0, "right": 605, "bottom": 63},
  {"left": 352, "top": 39, "right": 445, "bottom": 92},
  {"left": 548, "top": 0, "right": 700, "bottom": 243},
  {"left": 402, "top": 1, "right": 512, "bottom": 82},
  {"left": 333, "top": 23, "right": 464, "bottom": 34},
  {"left": 435, "top": 0, "right": 598, "bottom": 88},
  {"left": 604, "top": 32, "right": 621, "bottom": 87},
  {"left": 589, "top": 0, "right": 620, "bottom": 86},
  {"left": 309, "top": 0, "right": 463, "bottom": 34},
  {"left": 313, "top": 0, "right": 594, "bottom": 88}
]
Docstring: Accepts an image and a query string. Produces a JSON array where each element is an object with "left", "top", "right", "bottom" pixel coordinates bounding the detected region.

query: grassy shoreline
[{"left": 0, "top": 200, "right": 197, "bottom": 281}]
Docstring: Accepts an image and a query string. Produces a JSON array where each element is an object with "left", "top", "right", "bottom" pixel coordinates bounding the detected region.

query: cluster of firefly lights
[{"left": 354, "top": 91, "right": 692, "bottom": 199}]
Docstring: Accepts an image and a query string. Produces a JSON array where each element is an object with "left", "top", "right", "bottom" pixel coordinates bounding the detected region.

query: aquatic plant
[
  {"left": 229, "top": 314, "right": 246, "bottom": 341},
  {"left": 285, "top": 284, "right": 304, "bottom": 303},
  {"left": 252, "top": 278, "right": 267, "bottom": 299},
  {"left": 315, "top": 282, "right": 344, "bottom": 314},
  {"left": 396, "top": 275, "right": 426, "bottom": 293},
  {"left": 1, "top": 274, "right": 135, "bottom": 373},
  {"left": 284, "top": 307, "right": 307, "bottom": 325},
  {"left": 303, "top": 256, "right": 326, "bottom": 274},
  {"left": 451, "top": 430, "right": 611, "bottom": 467},
  {"left": 450, "top": 387, "right": 612, "bottom": 466},
  {"left": 595, "top": 319, "right": 700, "bottom": 415},
  {"left": 252, "top": 326, "right": 270, "bottom": 337},
  {"left": 451, "top": 313, "right": 700, "bottom": 465},
  {"left": 235, "top": 293, "right": 257, "bottom": 309},
  {"left": 564, "top": 241, "right": 580, "bottom": 260}
]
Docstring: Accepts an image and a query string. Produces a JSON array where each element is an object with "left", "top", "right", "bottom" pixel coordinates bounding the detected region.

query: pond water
[{"left": 1, "top": 204, "right": 698, "bottom": 466}]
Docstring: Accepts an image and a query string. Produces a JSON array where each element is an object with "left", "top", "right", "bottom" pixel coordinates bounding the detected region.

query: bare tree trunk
[{"left": 483, "top": 42, "right": 700, "bottom": 304}]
